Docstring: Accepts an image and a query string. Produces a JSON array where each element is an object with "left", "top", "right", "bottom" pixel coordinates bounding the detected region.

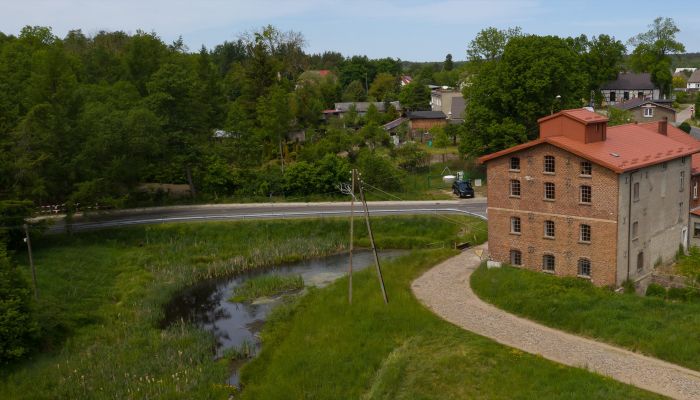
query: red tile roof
[
  {"left": 538, "top": 108, "right": 609, "bottom": 124},
  {"left": 479, "top": 111, "right": 700, "bottom": 173},
  {"left": 691, "top": 207, "right": 700, "bottom": 217}
]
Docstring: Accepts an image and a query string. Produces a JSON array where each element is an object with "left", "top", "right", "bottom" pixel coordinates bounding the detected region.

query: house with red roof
[{"left": 479, "top": 108, "right": 700, "bottom": 289}]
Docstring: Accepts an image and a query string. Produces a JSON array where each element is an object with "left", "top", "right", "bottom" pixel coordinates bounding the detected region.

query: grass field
[
  {"left": 0, "top": 215, "right": 484, "bottom": 399},
  {"left": 471, "top": 265, "right": 700, "bottom": 372},
  {"left": 239, "top": 250, "right": 662, "bottom": 399}
]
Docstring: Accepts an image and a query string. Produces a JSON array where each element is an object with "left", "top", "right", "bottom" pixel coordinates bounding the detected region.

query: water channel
[{"left": 161, "top": 249, "right": 408, "bottom": 386}]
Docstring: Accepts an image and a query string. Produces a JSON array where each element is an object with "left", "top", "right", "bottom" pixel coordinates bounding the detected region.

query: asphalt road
[{"left": 44, "top": 199, "right": 488, "bottom": 233}]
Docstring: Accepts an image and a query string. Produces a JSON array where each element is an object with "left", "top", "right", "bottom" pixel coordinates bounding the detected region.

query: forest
[{"left": 0, "top": 19, "right": 693, "bottom": 211}]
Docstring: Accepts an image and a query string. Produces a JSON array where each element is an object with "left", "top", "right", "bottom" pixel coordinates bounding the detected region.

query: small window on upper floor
[
  {"left": 510, "top": 179, "right": 521, "bottom": 197},
  {"left": 680, "top": 171, "right": 685, "bottom": 192},
  {"left": 510, "top": 157, "right": 520, "bottom": 171},
  {"left": 544, "top": 155, "right": 555, "bottom": 173},
  {"left": 633, "top": 182, "right": 640, "bottom": 202},
  {"left": 580, "top": 224, "right": 591, "bottom": 243},
  {"left": 580, "top": 161, "right": 592, "bottom": 176},
  {"left": 694, "top": 182, "right": 698, "bottom": 200},
  {"left": 580, "top": 185, "right": 592, "bottom": 204},
  {"left": 544, "top": 220, "right": 555, "bottom": 238},
  {"left": 632, "top": 221, "right": 639, "bottom": 240},
  {"left": 510, "top": 216, "right": 521, "bottom": 234},
  {"left": 544, "top": 182, "right": 555, "bottom": 200}
]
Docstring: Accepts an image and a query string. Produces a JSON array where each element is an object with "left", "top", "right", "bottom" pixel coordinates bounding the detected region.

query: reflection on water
[{"left": 161, "top": 249, "right": 408, "bottom": 386}]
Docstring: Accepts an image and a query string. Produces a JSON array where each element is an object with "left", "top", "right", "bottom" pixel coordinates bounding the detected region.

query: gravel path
[{"left": 412, "top": 244, "right": 700, "bottom": 400}]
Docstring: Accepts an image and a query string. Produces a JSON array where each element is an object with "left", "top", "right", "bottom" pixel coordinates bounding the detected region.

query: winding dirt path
[{"left": 412, "top": 244, "right": 700, "bottom": 400}]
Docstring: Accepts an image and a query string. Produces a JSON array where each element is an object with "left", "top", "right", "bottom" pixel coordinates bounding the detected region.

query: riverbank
[
  {"left": 1, "top": 215, "right": 483, "bottom": 399},
  {"left": 238, "top": 249, "right": 662, "bottom": 399}
]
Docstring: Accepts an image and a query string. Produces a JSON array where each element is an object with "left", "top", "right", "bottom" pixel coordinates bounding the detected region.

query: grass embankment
[
  {"left": 471, "top": 265, "right": 700, "bottom": 372},
  {"left": 229, "top": 275, "right": 304, "bottom": 303},
  {"left": 239, "top": 251, "right": 662, "bottom": 399},
  {"left": 0, "top": 215, "right": 483, "bottom": 399}
]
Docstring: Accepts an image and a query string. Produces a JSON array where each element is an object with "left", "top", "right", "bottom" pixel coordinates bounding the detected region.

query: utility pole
[
  {"left": 23, "top": 224, "right": 38, "bottom": 300},
  {"left": 358, "top": 174, "right": 389, "bottom": 304},
  {"left": 348, "top": 169, "right": 355, "bottom": 304}
]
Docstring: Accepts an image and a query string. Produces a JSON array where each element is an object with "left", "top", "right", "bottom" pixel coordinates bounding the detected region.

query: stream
[{"left": 160, "top": 249, "right": 408, "bottom": 386}]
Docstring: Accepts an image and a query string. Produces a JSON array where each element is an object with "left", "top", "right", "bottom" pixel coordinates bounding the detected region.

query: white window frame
[{"left": 643, "top": 107, "right": 653, "bottom": 118}]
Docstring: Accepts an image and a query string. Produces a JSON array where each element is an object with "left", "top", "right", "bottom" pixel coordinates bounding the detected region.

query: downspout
[{"left": 626, "top": 171, "right": 636, "bottom": 283}]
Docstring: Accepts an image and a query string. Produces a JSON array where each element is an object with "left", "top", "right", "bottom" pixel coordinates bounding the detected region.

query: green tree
[
  {"left": 368, "top": 72, "right": 398, "bottom": 102},
  {"left": 607, "top": 107, "right": 633, "bottom": 126},
  {"left": 460, "top": 35, "right": 587, "bottom": 156},
  {"left": 398, "top": 82, "right": 430, "bottom": 110},
  {"left": 467, "top": 26, "right": 522, "bottom": 62},
  {"left": 342, "top": 80, "right": 366, "bottom": 102},
  {"left": 0, "top": 244, "right": 38, "bottom": 364},
  {"left": 443, "top": 53, "right": 454, "bottom": 71},
  {"left": 585, "top": 34, "right": 626, "bottom": 91},
  {"left": 628, "top": 17, "right": 685, "bottom": 96}
]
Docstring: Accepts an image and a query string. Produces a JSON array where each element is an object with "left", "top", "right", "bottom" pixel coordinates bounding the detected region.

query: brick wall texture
[{"left": 487, "top": 143, "right": 619, "bottom": 286}]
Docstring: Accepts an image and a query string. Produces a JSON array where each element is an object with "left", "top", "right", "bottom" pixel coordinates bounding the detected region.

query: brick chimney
[{"left": 658, "top": 117, "right": 668, "bottom": 135}]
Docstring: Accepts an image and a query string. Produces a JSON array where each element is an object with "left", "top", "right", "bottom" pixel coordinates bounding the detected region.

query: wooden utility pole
[
  {"left": 358, "top": 174, "right": 388, "bottom": 304},
  {"left": 23, "top": 224, "right": 38, "bottom": 300},
  {"left": 348, "top": 169, "right": 355, "bottom": 304}
]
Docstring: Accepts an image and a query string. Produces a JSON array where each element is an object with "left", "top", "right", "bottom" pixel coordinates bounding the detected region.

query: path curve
[{"left": 412, "top": 243, "right": 700, "bottom": 400}]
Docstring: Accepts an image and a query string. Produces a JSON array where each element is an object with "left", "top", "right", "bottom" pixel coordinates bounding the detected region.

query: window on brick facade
[
  {"left": 637, "top": 252, "right": 644, "bottom": 272},
  {"left": 580, "top": 185, "right": 592, "bottom": 204},
  {"left": 510, "top": 179, "right": 521, "bottom": 197},
  {"left": 694, "top": 182, "right": 698, "bottom": 200},
  {"left": 580, "top": 224, "right": 591, "bottom": 242},
  {"left": 542, "top": 254, "right": 555, "bottom": 272},
  {"left": 632, "top": 221, "right": 639, "bottom": 239},
  {"left": 510, "top": 157, "right": 520, "bottom": 171},
  {"left": 633, "top": 182, "right": 640, "bottom": 201},
  {"left": 578, "top": 258, "right": 591, "bottom": 277},
  {"left": 694, "top": 222, "right": 700, "bottom": 238},
  {"left": 544, "top": 182, "right": 555, "bottom": 200},
  {"left": 544, "top": 155, "right": 555, "bottom": 173},
  {"left": 510, "top": 217, "right": 521, "bottom": 234},
  {"left": 510, "top": 250, "right": 522, "bottom": 266},
  {"left": 580, "top": 161, "right": 592, "bottom": 176},
  {"left": 680, "top": 171, "right": 685, "bottom": 192},
  {"left": 544, "top": 220, "right": 555, "bottom": 238}
]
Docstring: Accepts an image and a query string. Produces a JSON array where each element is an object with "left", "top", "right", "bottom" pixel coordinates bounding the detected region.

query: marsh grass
[
  {"left": 1, "top": 215, "right": 481, "bottom": 399},
  {"left": 239, "top": 251, "right": 662, "bottom": 400},
  {"left": 229, "top": 275, "right": 304, "bottom": 303},
  {"left": 471, "top": 265, "right": 700, "bottom": 372}
]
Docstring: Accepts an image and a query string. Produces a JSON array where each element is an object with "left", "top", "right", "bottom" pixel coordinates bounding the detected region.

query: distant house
[
  {"left": 400, "top": 75, "right": 413, "bottom": 86},
  {"left": 600, "top": 72, "right": 660, "bottom": 105},
  {"left": 324, "top": 101, "right": 401, "bottom": 120},
  {"left": 407, "top": 111, "right": 447, "bottom": 141},
  {"left": 688, "top": 70, "right": 700, "bottom": 91},
  {"left": 448, "top": 96, "right": 466, "bottom": 124},
  {"left": 611, "top": 98, "right": 676, "bottom": 123},
  {"left": 381, "top": 117, "right": 408, "bottom": 133},
  {"left": 675, "top": 67, "right": 697, "bottom": 74}
]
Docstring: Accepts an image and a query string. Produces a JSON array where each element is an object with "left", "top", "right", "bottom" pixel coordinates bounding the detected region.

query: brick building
[{"left": 479, "top": 109, "right": 700, "bottom": 287}]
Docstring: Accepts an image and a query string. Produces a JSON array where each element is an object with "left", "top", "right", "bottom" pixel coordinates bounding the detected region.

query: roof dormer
[{"left": 537, "top": 108, "right": 609, "bottom": 144}]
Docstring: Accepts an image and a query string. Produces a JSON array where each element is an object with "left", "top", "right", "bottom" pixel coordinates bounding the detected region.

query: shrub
[
  {"left": 356, "top": 150, "right": 404, "bottom": 191},
  {"left": 667, "top": 287, "right": 687, "bottom": 301},
  {"left": 679, "top": 122, "right": 692, "bottom": 133},
  {"left": 645, "top": 283, "right": 667, "bottom": 298},
  {"left": 0, "top": 247, "right": 38, "bottom": 363}
]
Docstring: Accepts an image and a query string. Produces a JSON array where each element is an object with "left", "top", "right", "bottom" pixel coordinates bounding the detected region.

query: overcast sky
[{"left": 2, "top": 0, "right": 699, "bottom": 61}]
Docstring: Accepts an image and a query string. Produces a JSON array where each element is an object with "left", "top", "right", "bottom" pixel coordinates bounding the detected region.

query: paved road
[
  {"left": 676, "top": 105, "right": 695, "bottom": 125},
  {"left": 413, "top": 244, "right": 700, "bottom": 400},
  {"left": 43, "top": 199, "right": 487, "bottom": 233}
]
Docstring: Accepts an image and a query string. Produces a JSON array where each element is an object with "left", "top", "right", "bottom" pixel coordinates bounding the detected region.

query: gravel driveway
[{"left": 412, "top": 243, "right": 700, "bottom": 400}]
